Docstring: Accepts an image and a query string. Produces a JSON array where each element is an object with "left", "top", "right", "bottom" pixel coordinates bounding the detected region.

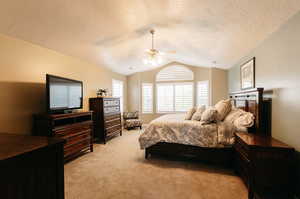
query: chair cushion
[
  {"left": 124, "top": 119, "right": 143, "bottom": 128},
  {"left": 123, "top": 111, "right": 139, "bottom": 119}
]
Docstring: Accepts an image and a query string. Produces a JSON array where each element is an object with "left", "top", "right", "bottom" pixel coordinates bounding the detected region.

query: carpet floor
[{"left": 65, "top": 129, "right": 248, "bottom": 199}]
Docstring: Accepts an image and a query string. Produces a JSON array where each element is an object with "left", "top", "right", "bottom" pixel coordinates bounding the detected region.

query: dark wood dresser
[
  {"left": 33, "top": 111, "right": 93, "bottom": 161},
  {"left": 89, "top": 97, "right": 122, "bottom": 144},
  {"left": 234, "top": 132, "right": 295, "bottom": 199},
  {"left": 0, "top": 134, "right": 65, "bottom": 199}
]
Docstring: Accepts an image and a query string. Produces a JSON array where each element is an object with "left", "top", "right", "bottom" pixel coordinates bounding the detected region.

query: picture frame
[{"left": 240, "top": 57, "right": 255, "bottom": 90}]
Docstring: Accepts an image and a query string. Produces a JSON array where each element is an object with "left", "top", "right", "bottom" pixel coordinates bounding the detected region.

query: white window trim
[
  {"left": 142, "top": 83, "right": 153, "bottom": 114},
  {"left": 156, "top": 82, "right": 194, "bottom": 113}
]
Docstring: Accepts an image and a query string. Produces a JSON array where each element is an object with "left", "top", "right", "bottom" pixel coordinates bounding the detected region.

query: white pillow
[
  {"left": 200, "top": 107, "right": 218, "bottom": 124},
  {"left": 185, "top": 107, "right": 196, "bottom": 120},
  {"left": 215, "top": 99, "right": 232, "bottom": 121},
  {"left": 234, "top": 112, "right": 255, "bottom": 128},
  {"left": 224, "top": 107, "right": 245, "bottom": 124},
  {"left": 191, "top": 105, "right": 206, "bottom": 121}
]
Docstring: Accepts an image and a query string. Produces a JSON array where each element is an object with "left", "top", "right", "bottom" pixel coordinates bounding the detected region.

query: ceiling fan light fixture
[{"left": 143, "top": 29, "right": 163, "bottom": 66}]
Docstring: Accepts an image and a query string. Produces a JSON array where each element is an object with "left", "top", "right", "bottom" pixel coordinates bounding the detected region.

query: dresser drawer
[
  {"left": 103, "top": 99, "right": 120, "bottom": 107},
  {"left": 104, "top": 106, "right": 120, "bottom": 114},
  {"left": 235, "top": 138, "right": 249, "bottom": 159},
  {"left": 64, "top": 139, "right": 91, "bottom": 157},
  {"left": 54, "top": 123, "right": 91, "bottom": 137},
  {"left": 104, "top": 114, "right": 121, "bottom": 121},
  {"left": 106, "top": 119, "right": 120, "bottom": 127},
  {"left": 63, "top": 130, "right": 91, "bottom": 148},
  {"left": 106, "top": 124, "right": 121, "bottom": 135}
]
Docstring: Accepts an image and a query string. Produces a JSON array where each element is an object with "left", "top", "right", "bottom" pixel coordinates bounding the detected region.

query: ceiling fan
[{"left": 143, "top": 29, "right": 176, "bottom": 65}]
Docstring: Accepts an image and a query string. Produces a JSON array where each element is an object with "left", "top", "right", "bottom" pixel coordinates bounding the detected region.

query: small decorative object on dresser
[
  {"left": 123, "top": 111, "right": 143, "bottom": 130},
  {"left": 33, "top": 111, "right": 94, "bottom": 162},
  {"left": 89, "top": 97, "right": 122, "bottom": 144},
  {"left": 0, "top": 134, "right": 65, "bottom": 199},
  {"left": 97, "top": 88, "right": 108, "bottom": 97},
  {"left": 234, "top": 132, "right": 295, "bottom": 199}
]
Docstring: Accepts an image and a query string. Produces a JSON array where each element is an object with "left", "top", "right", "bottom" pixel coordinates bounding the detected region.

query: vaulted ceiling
[{"left": 0, "top": 0, "right": 300, "bottom": 75}]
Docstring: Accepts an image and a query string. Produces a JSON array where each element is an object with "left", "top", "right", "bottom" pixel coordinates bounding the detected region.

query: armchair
[{"left": 123, "top": 111, "right": 143, "bottom": 130}]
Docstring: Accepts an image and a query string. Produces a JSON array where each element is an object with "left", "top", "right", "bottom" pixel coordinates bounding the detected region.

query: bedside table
[{"left": 234, "top": 132, "right": 295, "bottom": 199}]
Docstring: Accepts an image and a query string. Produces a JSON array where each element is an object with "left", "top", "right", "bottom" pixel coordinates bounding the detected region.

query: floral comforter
[{"left": 139, "top": 114, "right": 236, "bottom": 149}]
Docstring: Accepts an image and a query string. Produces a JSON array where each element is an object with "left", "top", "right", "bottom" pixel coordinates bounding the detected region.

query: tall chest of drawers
[{"left": 89, "top": 97, "right": 122, "bottom": 144}]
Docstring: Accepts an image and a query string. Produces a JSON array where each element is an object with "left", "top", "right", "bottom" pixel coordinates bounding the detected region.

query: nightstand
[{"left": 234, "top": 132, "right": 295, "bottom": 199}]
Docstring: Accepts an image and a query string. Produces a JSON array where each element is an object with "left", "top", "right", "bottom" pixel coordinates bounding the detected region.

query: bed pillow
[
  {"left": 200, "top": 107, "right": 218, "bottom": 124},
  {"left": 185, "top": 107, "right": 196, "bottom": 120},
  {"left": 191, "top": 105, "right": 206, "bottom": 121},
  {"left": 215, "top": 99, "right": 232, "bottom": 121},
  {"left": 234, "top": 112, "right": 255, "bottom": 128},
  {"left": 224, "top": 107, "right": 245, "bottom": 124},
  {"left": 224, "top": 108, "right": 254, "bottom": 132}
]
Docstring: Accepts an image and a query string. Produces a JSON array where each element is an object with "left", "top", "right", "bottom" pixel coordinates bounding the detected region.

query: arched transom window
[
  {"left": 155, "top": 65, "right": 194, "bottom": 113},
  {"left": 156, "top": 65, "right": 194, "bottom": 82}
]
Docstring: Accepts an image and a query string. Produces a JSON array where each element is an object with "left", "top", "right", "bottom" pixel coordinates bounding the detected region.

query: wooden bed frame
[{"left": 145, "top": 88, "right": 272, "bottom": 166}]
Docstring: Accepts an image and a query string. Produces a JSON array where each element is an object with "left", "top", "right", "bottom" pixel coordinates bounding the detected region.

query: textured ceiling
[{"left": 0, "top": 0, "right": 300, "bottom": 75}]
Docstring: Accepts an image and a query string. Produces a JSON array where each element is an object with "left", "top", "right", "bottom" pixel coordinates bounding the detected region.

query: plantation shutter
[
  {"left": 142, "top": 83, "right": 153, "bottom": 113},
  {"left": 157, "top": 83, "right": 193, "bottom": 112},
  {"left": 156, "top": 83, "right": 174, "bottom": 112},
  {"left": 112, "top": 79, "right": 124, "bottom": 112},
  {"left": 174, "top": 83, "right": 193, "bottom": 112},
  {"left": 197, "top": 81, "right": 209, "bottom": 107}
]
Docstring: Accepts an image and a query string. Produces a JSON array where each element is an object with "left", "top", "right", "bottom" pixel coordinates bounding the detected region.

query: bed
[{"left": 139, "top": 88, "right": 271, "bottom": 166}]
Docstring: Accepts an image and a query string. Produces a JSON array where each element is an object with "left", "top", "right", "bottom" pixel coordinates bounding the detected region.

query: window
[
  {"left": 197, "top": 81, "right": 209, "bottom": 107},
  {"left": 156, "top": 65, "right": 194, "bottom": 82},
  {"left": 156, "top": 83, "right": 174, "bottom": 112},
  {"left": 112, "top": 79, "right": 124, "bottom": 112},
  {"left": 174, "top": 83, "right": 193, "bottom": 112},
  {"left": 157, "top": 82, "right": 193, "bottom": 113},
  {"left": 142, "top": 83, "right": 153, "bottom": 113}
]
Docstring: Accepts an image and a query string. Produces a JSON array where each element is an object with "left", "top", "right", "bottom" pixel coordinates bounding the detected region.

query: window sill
[{"left": 156, "top": 111, "right": 186, "bottom": 114}]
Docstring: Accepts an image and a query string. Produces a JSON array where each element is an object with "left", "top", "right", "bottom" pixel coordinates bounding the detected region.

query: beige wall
[
  {"left": 0, "top": 34, "right": 127, "bottom": 135},
  {"left": 127, "top": 73, "right": 140, "bottom": 112},
  {"left": 127, "top": 62, "right": 228, "bottom": 123},
  {"left": 228, "top": 11, "right": 300, "bottom": 151},
  {"left": 228, "top": 11, "right": 300, "bottom": 196},
  {"left": 210, "top": 68, "right": 228, "bottom": 105}
]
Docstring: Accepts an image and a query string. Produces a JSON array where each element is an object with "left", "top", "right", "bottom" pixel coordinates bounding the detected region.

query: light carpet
[{"left": 65, "top": 129, "right": 248, "bottom": 199}]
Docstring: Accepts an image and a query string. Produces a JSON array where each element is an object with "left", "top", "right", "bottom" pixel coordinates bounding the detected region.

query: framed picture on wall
[{"left": 240, "top": 57, "right": 255, "bottom": 90}]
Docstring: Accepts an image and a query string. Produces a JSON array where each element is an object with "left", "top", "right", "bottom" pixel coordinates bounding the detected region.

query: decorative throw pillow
[
  {"left": 215, "top": 99, "right": 232, "bottom": 121},
  {"left": 191, "top": 105, "right": 206, "bottom": 121},
  {"left": 200, "top": 107, "right": 218, "bottom": 124},
  {"left": 224, "top": 107, "right": 245, "bottom": 124},
  {"left": 234, "top": 112, "right": 255, "bottom": 128},
  {"left": 185, "top": 107, "right": 196, "bottom": 120}
]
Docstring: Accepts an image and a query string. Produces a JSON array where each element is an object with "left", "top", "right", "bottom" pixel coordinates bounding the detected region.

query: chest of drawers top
[{"left": 236, "top": 132, "right": 293, "bottom": 150}]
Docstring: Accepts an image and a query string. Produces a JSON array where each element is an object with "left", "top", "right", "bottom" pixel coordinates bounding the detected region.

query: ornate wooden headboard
[{"left": 229, "top": 88, "right": 272, "bottom": 136}]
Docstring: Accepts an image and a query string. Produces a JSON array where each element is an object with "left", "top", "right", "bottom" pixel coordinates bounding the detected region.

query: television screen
[{"left": 46, "top": 74, "right": 83, "bottom": 112}]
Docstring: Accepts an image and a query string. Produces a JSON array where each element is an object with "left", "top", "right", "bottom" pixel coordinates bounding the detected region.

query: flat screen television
[{"left": 46, "top": 74, "right": 83, "bottom": 113}]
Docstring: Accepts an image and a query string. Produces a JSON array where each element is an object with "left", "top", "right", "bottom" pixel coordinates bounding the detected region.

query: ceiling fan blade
[{"left": 166, "top": 50, "right": 177, "bottom": 54}]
